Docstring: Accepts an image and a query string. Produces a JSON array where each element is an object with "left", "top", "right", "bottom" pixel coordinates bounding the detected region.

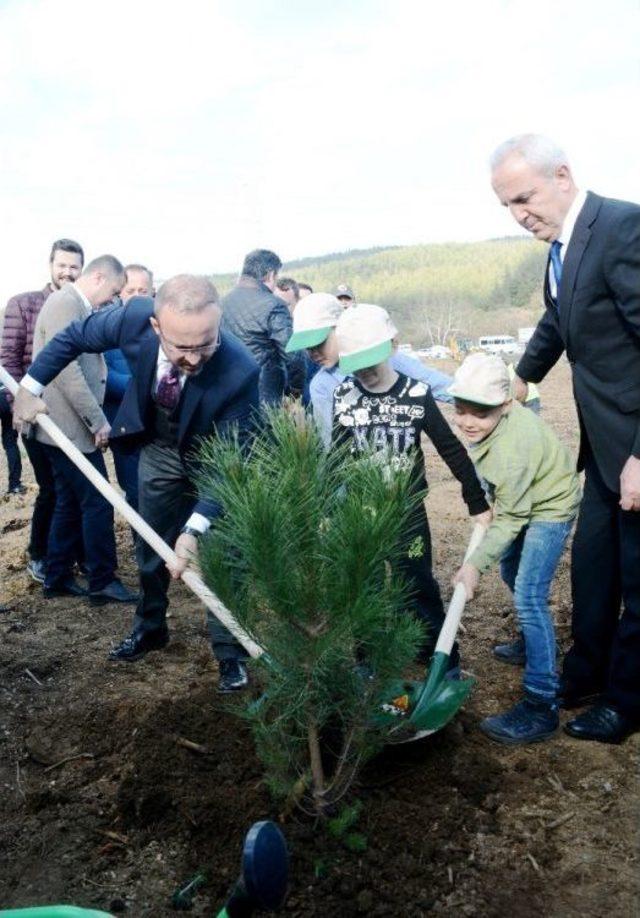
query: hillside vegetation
[{"left": 212, "top": 236, "right": 547, "bottom": 345}]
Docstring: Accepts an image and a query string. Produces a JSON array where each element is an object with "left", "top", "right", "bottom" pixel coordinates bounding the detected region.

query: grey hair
[
  {"left": 154, "top": 274, "right": 219, "bottom": 316},
  {"left": 490, "top": 134, "right": 570, "bottom": 177}
]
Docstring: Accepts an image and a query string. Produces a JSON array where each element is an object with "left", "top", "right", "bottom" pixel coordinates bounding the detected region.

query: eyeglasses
[{"left": 157, "top": 328, "right": 221, "bottom": 356}]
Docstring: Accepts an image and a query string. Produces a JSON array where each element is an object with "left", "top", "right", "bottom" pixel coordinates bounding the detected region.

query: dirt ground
[{"left": 1, "top": 359, "right": 638, "bottom": 917}]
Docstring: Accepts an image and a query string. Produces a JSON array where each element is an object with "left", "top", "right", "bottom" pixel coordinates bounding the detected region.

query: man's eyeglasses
[{"left": 157, "top": 329, "right": 221, "bottom": 356}]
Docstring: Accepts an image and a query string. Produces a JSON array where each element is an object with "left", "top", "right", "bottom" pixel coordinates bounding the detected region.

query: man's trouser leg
[
  {"left": 0, "top": 395, "right": 22, "bottom": 490},
  {"left": 110, "top": 441, "right": 140, "bottom": 512},
  {"left": 605, "top": 504, "right": 640, "bottom": 721},
  {"left": 563, "top": 455, "right": 621, "bottom": 695},
  {"left": 42, "top": 444, "right": 84, "bottom": 588},
  {"left": 44, "top": 445, "right": 117, "bottom": 591},
  {"left": 23, "top": 435, "right": 57, "bottom": 562},
  {"left": 133, "top": 442, "right": 244, "bottom": 662}
]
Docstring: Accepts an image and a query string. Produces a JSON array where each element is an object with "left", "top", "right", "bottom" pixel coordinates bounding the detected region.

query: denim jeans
[{"left": 500, "top": 519, "right": 574, "bottom": 702}]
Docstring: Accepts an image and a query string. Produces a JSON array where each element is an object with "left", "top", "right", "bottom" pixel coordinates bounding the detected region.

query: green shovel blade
[
  {"left": 408, "top": 652, "right": 475, "bottom": 734},
  {"left": 380, "top": 652, "right": 475, "bottom": 743}
]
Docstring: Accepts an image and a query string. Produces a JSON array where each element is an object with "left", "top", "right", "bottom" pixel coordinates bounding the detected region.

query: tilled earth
[{"left": 1, "top": 360, "right": 638, "bottom": 916}]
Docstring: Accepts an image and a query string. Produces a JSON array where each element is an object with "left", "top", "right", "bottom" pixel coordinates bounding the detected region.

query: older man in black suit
[
  {"left": 13, "top": 275, "right": 260, "bottom": 693},
  {"left": 491, "top": 133, "right": 640, "bottom": 743}
]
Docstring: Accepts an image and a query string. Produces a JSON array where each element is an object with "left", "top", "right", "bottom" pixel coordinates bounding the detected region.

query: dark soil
[{"left": 1, "top": 360, "right": 638, "bottom": 916}]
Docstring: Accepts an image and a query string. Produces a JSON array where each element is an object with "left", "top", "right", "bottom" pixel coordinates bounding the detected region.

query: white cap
[
  {"left": 448, "top": 353, "right": 511, "bottom": 406},
  {"left": 335, "top": 304, "right": 398, "bottom": 373},
  {"left": 285, "top": 293, "right": 343, "bottom": 352}
]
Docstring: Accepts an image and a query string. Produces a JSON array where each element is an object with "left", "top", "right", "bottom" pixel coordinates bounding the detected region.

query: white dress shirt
[{"left": 548, "top": 189, "right": 588, "bottom": 299}]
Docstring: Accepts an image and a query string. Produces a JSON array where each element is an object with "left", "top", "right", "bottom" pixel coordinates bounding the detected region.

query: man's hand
[
  {"left": 167, "top": 532, "right": 198, "bottom": 579},
  {"left": 471, "top": 509, "right": 493, "bottom": 529},
  {"left": 93, "top": 422, "right": 111, "bottom": 450},
  {"left": 453, "top": 562, "right": 480, "bottom": 601},
  {"left": 511, "top": 374, "right": 529, "bottom": 404},
  {"left": 12, "top": 386, "right": 48, "bottom": 432},
  {"left": 620, "top": 455, "right": 640, "bottom": 511}
]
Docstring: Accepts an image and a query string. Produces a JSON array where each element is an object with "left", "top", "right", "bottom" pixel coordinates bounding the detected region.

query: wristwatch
[{"left": 180, "top": 525, "right": 202, "bottom": 539}]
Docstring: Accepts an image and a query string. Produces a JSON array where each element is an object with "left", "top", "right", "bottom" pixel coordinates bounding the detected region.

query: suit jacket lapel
[
  {"left": 138, "top": 336, "right": 160, "bottom": 419},
  {"left": 178, "top": 358, "right": 220, "bottom": 446},
  {"left": 558, "top": 192, "right": 600, "bottom": 340}
]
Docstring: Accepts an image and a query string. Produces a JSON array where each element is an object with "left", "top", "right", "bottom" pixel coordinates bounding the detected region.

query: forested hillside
[{"left": 212, "top": 237, "right": 548, "bottom": 344}]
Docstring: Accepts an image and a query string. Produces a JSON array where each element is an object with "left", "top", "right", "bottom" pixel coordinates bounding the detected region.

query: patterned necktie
[
  {"left": 156, "top": 364, "right": 181, "bottom": 410},
  {"left": 550, "top": 240, "right": 563, "bottom": 293}
]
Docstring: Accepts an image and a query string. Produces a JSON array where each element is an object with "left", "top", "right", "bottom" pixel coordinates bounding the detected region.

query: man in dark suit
[
  {"left": 13, "top": 275, "right": 260, "bottom": 693},
  {"left": 491, "top": 133, "right": 640, "bottom": 744}
]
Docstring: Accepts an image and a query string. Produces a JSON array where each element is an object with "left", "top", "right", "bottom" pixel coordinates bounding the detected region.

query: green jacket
[{"left": 468, "top": 402, "right": 581, "bottom": 573}]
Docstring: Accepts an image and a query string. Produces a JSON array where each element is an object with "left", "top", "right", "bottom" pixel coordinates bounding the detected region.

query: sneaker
[
  {"left": 218, "top": 659, "right": 249, "bottom": 694},
  {"left": 7, "top": 484, "right": 27, "bottom": 495},
  {"left": 27, "top": 559, "right": 47, "bottom": 584},
  {"left": 493, "top": 636, "right": 526, "bottom": 666},
  {"left": 480, "top": 697, "right": 559, "bottom": 745}
]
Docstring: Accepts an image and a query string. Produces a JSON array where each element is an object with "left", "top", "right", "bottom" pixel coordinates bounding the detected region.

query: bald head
[
  {"left": 150, "top": 274, "right": 222, "bottom": 376},
  {"left": 154, "top": 274, "right": 220, "bottom": 317}
]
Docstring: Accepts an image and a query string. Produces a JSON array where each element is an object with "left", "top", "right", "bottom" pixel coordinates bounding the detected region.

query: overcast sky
[{"left": 1, "top": 0, "right": 638, "bottom": 302}]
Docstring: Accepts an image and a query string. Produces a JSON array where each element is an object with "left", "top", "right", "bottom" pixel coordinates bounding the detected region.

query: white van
[{"left": 478, "top": 335, "right": 520, "bottom": 355}]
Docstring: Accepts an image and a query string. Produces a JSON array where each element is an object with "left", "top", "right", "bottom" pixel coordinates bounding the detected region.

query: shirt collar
[{"left": 558, "top": 189, "right": 587, "bottom": 249}]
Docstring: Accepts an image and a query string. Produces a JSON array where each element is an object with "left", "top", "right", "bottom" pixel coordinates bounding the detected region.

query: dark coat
[
  {"left": 516, "top": 192, "right": 640, "bottom": 493},
  {"left": 25, "top": 296, "right": 260, "bottom": 517},
  {"left": 221, "top": 277, "right": 305, "bottom": 404}
]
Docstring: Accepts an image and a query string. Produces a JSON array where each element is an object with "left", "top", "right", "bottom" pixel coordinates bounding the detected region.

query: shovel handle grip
[{"left": 434, "top": 523, "right": 486, "bottom": 656}]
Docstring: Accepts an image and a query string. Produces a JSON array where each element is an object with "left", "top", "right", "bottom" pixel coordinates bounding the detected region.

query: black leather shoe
[
  {"left": 89, "top": 578, "right": 139, "bottom": 606},
  {"left": 109, "top": 629, "right": 169, "bottom": 662},
  {"left": 564, "top": 703, "right": 638, "bottom": 744},
  {"left": 43, "top": 578, "right": 87, "bottom": 598},
  {"left": 218, "top": 659, "right": 249, "bottom": 693}
]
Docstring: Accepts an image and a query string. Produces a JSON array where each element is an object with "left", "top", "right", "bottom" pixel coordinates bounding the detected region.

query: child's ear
[{"left": 501, "top": 398, "right": 513, "bottom": 416}]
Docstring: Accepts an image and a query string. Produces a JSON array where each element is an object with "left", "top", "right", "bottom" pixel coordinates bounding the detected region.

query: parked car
[
  {"left": 478, "top": 335, "right": 521, "bottom": 355},
  {"left": 417, "top": 344, "right": 452, "bottom": 360}
]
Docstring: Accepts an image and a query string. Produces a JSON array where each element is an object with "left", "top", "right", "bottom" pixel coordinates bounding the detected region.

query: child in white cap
[
  {"left": 449, "top": 352, "right": 581, "bottom": 744},
  {"left": 331, "top": 304, "right": 492, "bottom": 672},
  {"left": 285, "top": 294, "right": 454, "bottom": 446}
]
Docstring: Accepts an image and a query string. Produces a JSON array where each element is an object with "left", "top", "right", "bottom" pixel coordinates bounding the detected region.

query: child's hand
[
  {"left": 471, "top": 509, "right": 493, "bottom": 528},
  {"left": 453, "top": 563, "right": 480, "bottom": 600}
]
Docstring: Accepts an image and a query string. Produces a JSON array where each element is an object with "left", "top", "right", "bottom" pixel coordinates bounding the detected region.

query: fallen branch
[
  {"left": 170, "top": 734, "right": 211, "bottom": 755},
  {"left": 545, "top": 811, "right": 575, "bottom": 830},
  {"left": 44, "top": 752, "right": 95, "bottom": 773},
  {"left": 15, "top": 762, "right": 25, "bottom": 800},
  {"left": 24, "top": 668, "right": 43, "bottom": 687},
  {"left": 526, "top": 853, "right": 542, "bottom": 873}
]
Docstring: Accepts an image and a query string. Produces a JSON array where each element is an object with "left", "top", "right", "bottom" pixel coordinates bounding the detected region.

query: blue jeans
[{"left": 500, "top": 519, "right": 574, "bottom": 702}]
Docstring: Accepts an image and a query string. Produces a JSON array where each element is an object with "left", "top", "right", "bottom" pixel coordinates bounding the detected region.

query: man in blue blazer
[{"left": 13, "top": 274, "right": 260, "bottom": 693}]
